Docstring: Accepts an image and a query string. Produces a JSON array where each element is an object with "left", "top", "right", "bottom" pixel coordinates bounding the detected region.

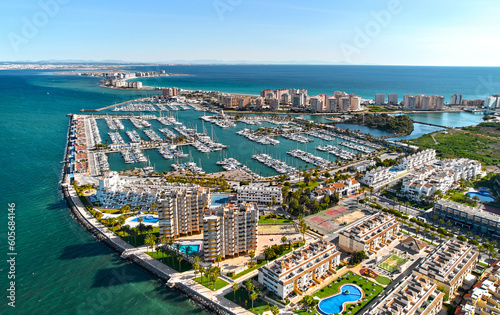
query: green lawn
[
  {"left": 224, "top": 287, "right": 269, "bottom": 314},
  {"left": 147, "top": 251, "right": 193, "bottom": 272},
  {"left": 296, "top": 181, "right": 319, "bottom": 190},
  {"left": 116, "top": 227, "right": 160, "bottom": 247},
  {"left": 194, "top": 275, "right": 229, "bottom": 291},
  {"left": 258, "top": 215, "right": 294, "bottom": 225},
  {"left": 478, "top": 261, "right": 489, "bottom": 268},
  {"left": 375, "top": 276, "right": 391, "bottom": 285},
  {"left": 306, "top": 271, "right": 383, "bottom": 315}
]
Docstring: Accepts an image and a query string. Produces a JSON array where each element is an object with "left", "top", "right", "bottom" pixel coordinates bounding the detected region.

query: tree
[
  {"left": 264, "top": 247, "right": 276, "bottom": 260},
  {"left": 245, "top": 279, "right": 254, "bottom": 298},
  {"left": 159, "top": 236, "right": 168, "bottom": 258},
  {"left": 232, "top": 282, "right": 239, "bottom": 301},
  {"left": 249, "top": 250, "right": 255, "bottom": 266},
  {"left": 209, "top": 271, "right": 219, "bottom": 290},
  {"left": 177, "top": 255, "right": 183, "bottom": 272},
  {"left": 144, "top": 234, "right": 157, "bottom": 253},
  {"left": 270, "top": 305, "right": 280, "bottom": 315},
  {"left": 250, "top": 292, "right": 258, "bottom": 310},
  {"left": 281, "top": 236, "right": 288, "bottom": 249},
  {"left": 216, "top": 254, "right": 223, "bottom": 268},
  {"left": 199, "top": 266, "right": 206, "bottom": 283},
  {"left": 120, "top": 205, "right": 130, "bottom": 214}
]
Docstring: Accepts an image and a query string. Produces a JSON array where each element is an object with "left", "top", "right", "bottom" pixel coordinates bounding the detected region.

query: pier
[
  {"left": 411, "top": 120, "right": 449, "bottom": 128},
  {"left": 80, "top": 99, "right": 138, "bottom": 112}
]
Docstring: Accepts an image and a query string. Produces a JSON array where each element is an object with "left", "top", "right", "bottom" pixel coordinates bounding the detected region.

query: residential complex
[
  {"left": 203, "top": 202, "right": 258, "bottom": 262},
  {"left": 237, "top": 185, "right": 283, "bottom": 205},
  {"left": 402, "top": 158, "right": 483, "bottom": 200},
  {"left": 456, "top": 260, "right": 500, "bottom": 315},
  {"left": 404, "top": 94, "right": 445, "bottom": 110},
  {"left": 432, "top": 200, "right": 500, "bottom": 235},
  {"left": 359, "top": 166, "right": 395, "bottom": 188},
  {"left": 413, "top": 240, "right": 478, "bottom": 297},
  {"left": 398, "top": 149, "right": 437, "bottom": 171},
  {"left": 258, "top": 240, "right": 341, "bottom": 299},
  {"left": 310, "top": 177, "right": 360, "bottom": 200},
  {"left": 366, "top": 274, "right": 444, "bottom": 315},
  {"left": 339, "top": 213, "right": 401, "bottom": 254}
]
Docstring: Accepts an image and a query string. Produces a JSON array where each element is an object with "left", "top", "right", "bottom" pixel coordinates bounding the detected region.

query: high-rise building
[
  {"left": 260, "top": 89, "right": 273, "bottom": 98},
  {"left": 203, "top": 202, "right": 258, "bottom": 262},
  {"left": 326, "top": 97, "right": 337, "bottom": 112},
  {"left": 280, "top": 93, "right": 290, "bottom": 104},
  {"left": 292, "top": 93, "right": 305, "bottom": 107},
  {"left": 449, "top": 94, "right": 463, "bottom": 105},
  {"left": 430, "top": 95, "right": 445, "bottom": 110},
  {"left": 350, "top": 95, "right": 361, "bottom": 111},
  {"left": 388, "top": 93, "right": 398, "bottom": 105},
  {"left": 270, "top": 98, "right": 280, "bottom": 110},
  {"left": 158, "top": 186, "right": 211, "bottom": 239},
  {"left": 375, "top": 93, "right": 385, "bottom": 105},
  {"left": 340, "top": 97, "right": 350, "bottom": 112},
  {"left": 485, "top": 95, "right": 500, "bottom": 108}
]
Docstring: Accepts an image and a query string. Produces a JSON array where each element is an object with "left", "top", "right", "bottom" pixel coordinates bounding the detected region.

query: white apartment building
[
  {"left": 158, "top": 185, "right": 211, "bottom": 239},
  {"left": 339, "top": 213, "right": 401, "bottom": 254},
  {"left": 413, "top": 240, "right": 478, "bottom": 297},
  {"left": 365, "top": 274, "right": 444, "bottom": 315},
  {"left": 450, "top": 94, "right": 463, "bottom": 105},
  {"left": 258, "top": 240, "right": 341, "bottom": 299},
  {"left": 203, "top": 202, "right": 258, "bottom": 262},
  {"left": 388, "top": 93, "right": 398, "bottom": 105},
  {"left": 237, "top": 185, "right": 282, "bottom": 205},
  {"left": 402, "top": 158, "right": 483, "bottom": 200},
  {"left": 375, "top": 93, "right": 385, "bottom": 105},
  {"left": 398, "top": 149, "right": 437, "bottom": 171},
  {"left": 360, "top": 166, "right": 395, "bottom": 188}
]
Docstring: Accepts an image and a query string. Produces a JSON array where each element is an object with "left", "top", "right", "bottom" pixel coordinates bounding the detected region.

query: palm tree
[
  {"left": 232, "top": 283, "right": 239, "bottom": 301},
  {"left": 209, "top": 271, "right": 219, "bottom": 290},
  {"left": 150, "top": 202, "right": 157, "bottom": 214},
  {"left": 216, "top": 254, "right": 223, "bottom": 269},
  {"left": 245, "top": 279, "right": 254, "bottom": 298},
  {"left": 270, "top": 305, "right": 280, "bottom": 315},
  {"left": 250, "top": 292, "right": 258, "bottom": 311},
  {"left": 281, "top": 236, "right": 288, "bottom": 249},
  {"left": 249, "top": 250, "right": 255, "bottom": 266},
  {"left": 199, "top": 266, "right": 205, "bottom": 283},
  {"left": 177, "top": 255, "right": 183, "bottom": 272},
  {"left": 158, "top": 236, "right": 168, "bottom": 258},
  {"left": 144, "top": 234, "right": 157, "bottom": 253}
]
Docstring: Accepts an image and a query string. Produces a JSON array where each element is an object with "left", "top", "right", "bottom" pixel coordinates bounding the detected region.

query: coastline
[{"left": 61, "top": 115, "right": 251, "bottom": 315}]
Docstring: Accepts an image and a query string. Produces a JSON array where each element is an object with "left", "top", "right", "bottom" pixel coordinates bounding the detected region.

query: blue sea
[{"left": 0, "top": 65, "right": 496, "bottom": 315}]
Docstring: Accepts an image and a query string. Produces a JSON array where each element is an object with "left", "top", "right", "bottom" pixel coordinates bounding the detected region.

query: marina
[
  {"left": 251, "top": 153, "right": 297, "bottom": 175},
  {"left": 236, "top": 128, "right": 280, "bottom": 145},
  {"left": 171, "top": 161, "right": 205, "bottom": 175},
  {"left": 216, "top": 158, "right": 262, "bottom": 179},
  {"left": 316, "top": 145, "right": 356, "bottom": 160},
  {"left": 287, "top": 149, "right": 333, "bottom": 168},
  {"left": 281, "top": 133, "right": 314, "bottom": 143}
]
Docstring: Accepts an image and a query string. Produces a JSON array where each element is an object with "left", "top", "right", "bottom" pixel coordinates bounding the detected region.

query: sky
[{"left": 1, "top": 0, "right": 499, "bottom": 66}]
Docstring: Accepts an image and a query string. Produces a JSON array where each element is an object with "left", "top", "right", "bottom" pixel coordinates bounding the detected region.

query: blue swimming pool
[
  {"left": 179, "top": 244, "right": 200, "bottom": 254},
  {"left": 211, "top": 194, "right": 229, "bottom": 206},
  {"left": 131, "top": 215, "right": 159, "bottom": 223},
  {"left": 317, "top": 284, "right": 363, "bottom": 315},
  {"left": 467, "top": 191, "right": 495, "bottom": 202}
]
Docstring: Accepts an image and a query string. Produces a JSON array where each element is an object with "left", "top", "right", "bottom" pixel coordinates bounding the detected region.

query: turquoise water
[
  {"left": 0, "top": 66, "right": 497, "bottom": 315},
  {"left": 317, "top": 284, "right": 362, "bottom": 315},
  {"left": 179, "top": 245, "right": 201, "bottom": 254},
  {"left": 132, "top": 216, "right": 159, "bottom": 223},
  {"left": 467, "top": 191, "right": 495, "bottom": 202}
]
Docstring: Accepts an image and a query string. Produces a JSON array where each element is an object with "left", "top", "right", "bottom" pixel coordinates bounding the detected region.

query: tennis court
[{"left": 378, "top": 254, "right": 408, "bottom": 273}]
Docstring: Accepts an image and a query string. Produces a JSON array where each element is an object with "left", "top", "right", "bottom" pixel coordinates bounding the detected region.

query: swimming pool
[
  {"left": 317, "top": 284, "right": 363, "bottom": 315},
  {"left": 467, "top": 191, "right": 495, "bottom": 202},
  {"left": 178, "top": 244, "right": 200, "bottom": 254},
  {"left": 211, "top": 194, "right": 230, "bottom": 206},
  {"left": 131, "top": 215, "right": 159, "bottom": 223}
]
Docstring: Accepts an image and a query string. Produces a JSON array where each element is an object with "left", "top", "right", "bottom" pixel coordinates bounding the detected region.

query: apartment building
[
  {"left": 359, "top": 166, "right": 395, "bottom": 188},
  {"left": 402, "top": 158, "right": 483, "bottom": 200},
  {"left": 432, "top": 200, "right": 500, "bottom": 235},
  {"left": 158, "top": 186, "right": 210, "bottom": 239},
  {"left": 203, "top": 202, "right": 258, "bottom": 262},
  {"left": 413, "top": 240, "right": 478, "bottom": 297},
  {"left": 398, "top": 149, "right": 437, "bottom": 171},
  {"left": 456, "top": 261, "right": 500, "bottom": 315},
  {"left": 339, "top": 213, "right": 401, "bottom": 254},
  {"left": 366, "top": 274, "right": 444, "bottom": 315},
  {"left": 237, "top": 185, "right": 282, "bottom": 205},
  {"left": 258, "top": 240, "right": 341, "bottom": 299}
]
